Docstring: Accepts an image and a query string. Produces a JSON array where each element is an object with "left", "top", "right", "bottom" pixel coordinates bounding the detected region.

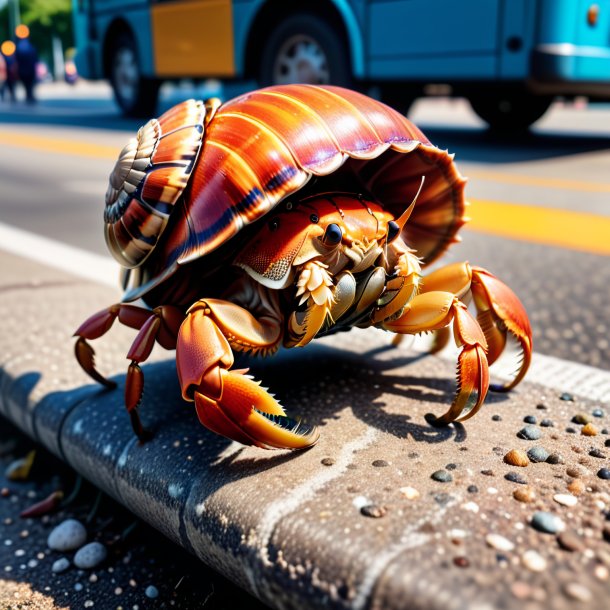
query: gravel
[
  {"left": 47, "top": 519, "right": 87, "bottom": 552},
  {"left": 73, "top": 542, "right": 107, "bottom": 569}
]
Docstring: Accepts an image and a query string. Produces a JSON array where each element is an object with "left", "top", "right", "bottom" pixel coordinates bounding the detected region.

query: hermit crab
[{"left": 74, "top": 85, "right": 532, "bottom": 449}]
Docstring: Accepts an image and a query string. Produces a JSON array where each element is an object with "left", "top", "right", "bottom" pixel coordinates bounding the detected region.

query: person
[
  {"left": 0, "top": 41, "right": 18, "bottom": 102},
  {"left": 15, "top": 25, "right": 38, "bottom": 104}
]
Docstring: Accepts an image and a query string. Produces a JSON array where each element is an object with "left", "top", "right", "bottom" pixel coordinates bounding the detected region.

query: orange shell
[{"left": 120, "top": 85, "right": 467, "bottom": 300}]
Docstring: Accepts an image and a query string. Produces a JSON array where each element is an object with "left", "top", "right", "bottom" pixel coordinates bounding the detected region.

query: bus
[{"left": 73, "top": 0, "right": 610, "bottom": 129}]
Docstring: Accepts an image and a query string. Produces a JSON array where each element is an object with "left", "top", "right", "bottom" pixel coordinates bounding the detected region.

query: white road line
[{"left": 0, "top": 222, "right": 118, "bottom": 288}]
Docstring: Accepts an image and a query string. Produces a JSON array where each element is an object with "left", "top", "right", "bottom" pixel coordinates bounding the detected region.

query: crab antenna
[{"left": 395, "top": 176, "right": 426, "bottom": 231}]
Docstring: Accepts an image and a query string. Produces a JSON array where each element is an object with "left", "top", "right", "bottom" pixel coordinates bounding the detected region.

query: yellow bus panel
[{"left": 151, "top": 0, "right": 235, "bottom": 78}]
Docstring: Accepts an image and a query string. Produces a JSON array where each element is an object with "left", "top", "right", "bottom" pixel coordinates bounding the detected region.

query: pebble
[
  {"left": 563, "top": 582, "right": 592, "bottom": 602},
  {"left": 566, "top": 465, "right": 588, "bottom": 478},
  {"left": 531, "top": 511, "right": 565, "bottom": 534},
  {"left": 485, "top": 533, "right": 515, "bottom": 552},
  {"left": 372, "top": 459, "right": 389, "bottom": 467},
  {"left": 51, "top": 557, "right": 70, "bottom": 573},
  {"left": 399, "top": 486, "right": 420, "bottom": 500},
  {"left": 546, "top": 453, "right": 564, "bottom": 464},
  {"left": 567, "top": 479, "right": 585, "bottom": 495},
  {"left": 597, "top": 468, "right": 610, "bottom": 480},
  {"left": 540, "top": 419, "right": 554, "bottom": 427},
  {"left": 504, "top": 449, "right": 528, "bottom": 467},
  {"left": 320, "top": 458, "right": 335, "bottom": 466},
  {"left": 589, "top": 448, "right": 605, "bottom": 458},
  {"left": 527, "top": 447, "right": 549, "bottom": 463},
  {"left": 467, "top": 485, "right": 478, "bottom": 494},
  {"left": 572, "top": 413, "right": 591, "bottom": 425},
  {"left": 559, "top": 392, "right": 574, "bottom": 401},
  {"left": 593, "top": 408, "right": 605, "bottom": 418},
  {"left": 606, "top": 438, "right": 610, "bottom": 447},
  {"left": 145, "top": 586, "right": 159, "bottom": 599},
  {"left": 360, "top": 504, "right": 387, "bottom": 518},
  {"left": 582, "top": 423, "right": 598, "bottom": 436},
  {"left": 453, "top": 556, "right": 469, "bottom": 567},
  {"left": 73, "top": 542, "right": 107, "bottom": 569},
  {"left": 505, "top": 472, "right": 528, "bottom": 485},
  {"left": 523, "top": 415, "right": 537, "bottom": 424},
  {"left": 492, "top": 414, "right": 502, "bottom": 421},
  {"left": 558, "top": 531, "right": 585, "bottom": 552},
  {"left": 47, "top": 520, "right": 87, "bottom": 552},
  {"left": 553, "top": 493, "right": 578, "bottom": 507},
  {"left": 522, "top": 550, "right": 546, "bottom": 572},
  {"left": 565, "top": 427, "right": 577, "bottom": 434},
  {"left": 513, "top": 487, "right": 536, "bottom": 503},
  {"left": 431, "top": 470, "right": 452, "bottom": 483},
  {"left": 517, "top": 426, "right": 541, "bottom": 440}
]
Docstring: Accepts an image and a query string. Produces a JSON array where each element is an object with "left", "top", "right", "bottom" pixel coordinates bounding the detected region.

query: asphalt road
[{"left": 0, "top": 81, "right": 608, "bottom": 369}]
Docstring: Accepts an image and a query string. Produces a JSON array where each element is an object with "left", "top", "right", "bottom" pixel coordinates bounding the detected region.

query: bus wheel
[
  {"left": 109, "top": 34, "right": 160, "bottom": 118},
  {"left": 259, "top": 13, "right": 351, "bottom": 87},
  {"left": 469, "top": 90, "right": 553, "bottom": 132}
]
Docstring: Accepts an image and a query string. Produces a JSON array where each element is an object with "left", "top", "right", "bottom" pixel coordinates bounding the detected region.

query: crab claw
[
  {"left": 470, "top": 267, "right": 532, "bottom": 391},
  {"left": 177, "top": 300, "right": 319, "bottom": 450}
]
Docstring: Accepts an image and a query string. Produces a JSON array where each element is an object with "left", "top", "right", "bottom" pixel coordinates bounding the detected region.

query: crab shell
[{"left": 104, "top": 85, "right": 467, "bottom": 301}]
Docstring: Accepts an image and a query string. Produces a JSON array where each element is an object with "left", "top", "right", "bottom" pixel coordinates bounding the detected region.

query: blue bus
[{"left": 73, "top": 0, "right": 610, "bottom": 128}]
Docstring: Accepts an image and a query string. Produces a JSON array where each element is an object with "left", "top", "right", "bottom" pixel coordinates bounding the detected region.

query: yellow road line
[
  {"left": 466, "top": 169, "right": 610, "bottom": 193},
  {"left": 0, "top": 131, "right": 118, "bottom": 159},
  {"left": 1, "top": 129, "right": 609, "bottom": 255},
  {"left": 467, "top": 199, "right": 610, "bottom": 256}
]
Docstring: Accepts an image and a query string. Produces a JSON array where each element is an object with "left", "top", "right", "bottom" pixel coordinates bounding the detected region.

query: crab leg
[
  {"left": 74, "top": 304, "right": 183, "bottom": 440},
  {"left": 177, "top": 299, "right": 319, "bottom": 449},
  {"left": 380, "top": 291, "right": 490, "bottom": 423},
  {"left": 420, "top": 262, "right": 532, "bottom": 390}
]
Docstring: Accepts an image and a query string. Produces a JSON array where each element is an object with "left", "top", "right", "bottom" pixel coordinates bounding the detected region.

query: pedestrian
[
  {"left": 15, "top": 25, "right": 38, "bottom": 104},
  {"left": 0, "top": 41, "right": 18, "bottom": 103}
]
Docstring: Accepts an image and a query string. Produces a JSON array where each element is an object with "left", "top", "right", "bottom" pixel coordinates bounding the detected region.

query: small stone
[
  {"left": 597, "top": 468, "right": 610, "bottom": 480},
  {"left": 492, "top": 414, "right": 502, "bottom": 421},
  {"left": 523, "top": 415, "right": 537, "bottom": 424},
  {"left": 47, "top": 520, "right": 87, "bottom": 552},
  {"left": 453, "top": 556, "right": 469, "bottom": 567},
  {"left": 360, "top": 504, "right": 387, "bottom": 518},
  {"left": 567, "top": 479, "right": 585, "bottom": 495},
  {"left": 505, "top": 472, "right": 527, "bottom": 485},
  {"left": 320, "top": 458, "right": 335, "bottom": 466},
  {"left": 572, "top": 413, "right": 591, "bottom": 425},
  {"left": 517, "top": 426, "right": 541, "bottom": 440},
  {"left": 481, "top": 469, "right": 494, "bottom": 476},
  {"left": 51, "top": 557, "right": 70, "bottom": 573},
  {"left": 566, "top": 465, "right": 588, "bottom": 478},
  {"left": 445, "top": 463, "right": 458, "bottom": 471},
  {"left": 522, "top": 550, "right": 547, "bottom": 572},
  {"left": 513, "top": 487, "right": 535, "bottom": 503},
  {"left": 536, "top": 403, "right": 547, "bottom": 410},
  {"left": 372, "top": 459, "right": 389, "bottom": 467},
  {"left": 558, "top": 531, "right": 585, "bottom": 552},
  {"left": 582, "top": 423, "right": 598, "bottom": 436},
  {"left": 531, "top": 511, "right": 565, "bottom": 534},
  {"left": 563, "top": 583, "right": 592, "bottom": 602},
  {"left": 527, "top": 447, "right": 549, "bottom": 463},
  {"left": 399, "top": 486, "right": 420, "bottom": 500},
  {"left": 593, "top": 409, "right": 605, "bottom": 418},
  {"left": 467, "top": 485, "right": 478, "bottom": 494},
  {"left": 559, "top": 392, "right": 574, "bottom": 401},
  {"left": 73, "top": 542, "right": 107, "bottom": 569},
  {"left": 504, "top": 449, "right": 528, "bottom": 467},
  {"left": 553, "top": 493, "right": 578, "bottom": 507},
  {"left": 540, "top": 419, "right": 554, "bottom": 427},
  {"left": 485, "top": 533, "right": 515, "bottom": 552},
  {"left": 589, "top": 448, "right": 605, "bottom": 458},
  {"left": 145, "top": 586, "right": 159, "bottom": 599},
  {"left": 546, "top": 453, "right": 563, "bottom": 464},
  {"left": 431, "top": 470, "right": 452, "bottom": 483},
  {"left": 605, "top": 439, "right": 610, "bottom": 447},
  {"left": 565, "top": 427, "right": 577, "bottom": 434}
]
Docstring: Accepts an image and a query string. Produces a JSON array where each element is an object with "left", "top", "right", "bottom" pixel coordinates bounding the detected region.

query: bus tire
[
  {"left": 109, "top": 33, "right": 160, "bottom": 118},
  {"left": 469, "top": 90, "right": 552, "bottom": 132},
  {"left": 258, "top": 13, "right": 351, "bottom": 87}
]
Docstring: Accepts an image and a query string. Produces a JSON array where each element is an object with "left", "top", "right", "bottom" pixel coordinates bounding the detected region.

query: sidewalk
[{"left": 1, "top": 248, "right": 609, "bottom": 609}]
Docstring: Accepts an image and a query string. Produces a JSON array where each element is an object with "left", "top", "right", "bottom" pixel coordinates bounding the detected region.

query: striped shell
[
  {"left": 113, "top": 85, "right": 467, "bottom": 301},
  {"left": 104, "top": 99, "right": 209, "bottom": 267}
]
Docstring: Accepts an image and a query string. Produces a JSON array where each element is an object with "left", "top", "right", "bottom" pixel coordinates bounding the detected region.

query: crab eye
[
  {"left": 269, "top": 218, "right": 280, "bottom": 231},
  {"left": 386, "top": 220, "right": 400, "bottom": 243},
  {"left": 310, "top": 214, "right": 319, "bottom": 224},
  {"left": 322, "top": 223, "right": 343, "bottom": 246}
]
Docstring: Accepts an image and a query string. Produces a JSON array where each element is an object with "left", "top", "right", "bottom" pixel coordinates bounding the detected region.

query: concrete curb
[{"left": 1, "top": 249, "right": 609, "bottom": 609}]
